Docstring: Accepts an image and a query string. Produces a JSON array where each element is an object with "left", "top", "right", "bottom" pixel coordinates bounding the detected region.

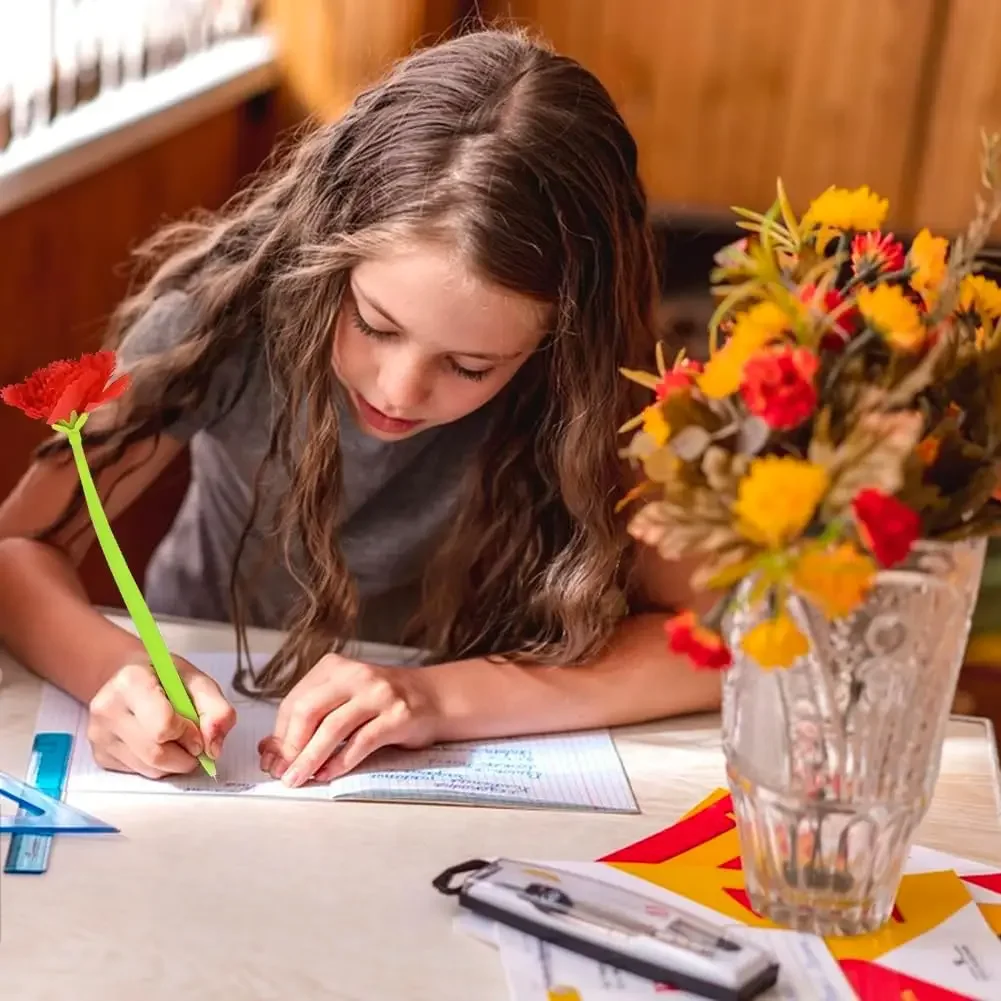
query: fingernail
[
  {"left": 282, "top": 767, "right": 300, "bottom": 788},
  {"left": 261, "top": 753, "right": 274, "bottom": 773},
  {"left": 210, "top": 739, "right": 222, "bottom": 759},
  {"left": 273, "top": 759, "right": 289, "bottom": 779}
]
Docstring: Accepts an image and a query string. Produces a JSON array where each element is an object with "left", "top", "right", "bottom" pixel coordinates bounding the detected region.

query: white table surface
[{"left": 1, "top": 613, "right": 1000, "bottom": 1001}]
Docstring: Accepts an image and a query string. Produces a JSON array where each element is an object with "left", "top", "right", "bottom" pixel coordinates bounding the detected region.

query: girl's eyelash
[
  {"left": 352, "top": 304, "right": 396, "bottom": 340},
  {"left": 448, "top": 360, "right": 491, "bottom": 382},
  {"left": 353, "top": 302, "right": 491, "bottom": 382}
]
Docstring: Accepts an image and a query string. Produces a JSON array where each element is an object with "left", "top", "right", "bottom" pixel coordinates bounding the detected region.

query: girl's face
[{"left": 332, "top": 243, "right": 547, "bottom": 440}]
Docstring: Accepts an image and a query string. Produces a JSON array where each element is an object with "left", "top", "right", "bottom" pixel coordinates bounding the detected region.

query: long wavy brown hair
[{"left": 37, "top": 27, "right": 660, "bottom": 697}]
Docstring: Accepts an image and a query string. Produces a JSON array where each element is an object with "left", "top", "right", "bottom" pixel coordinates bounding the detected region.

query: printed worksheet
[{"left": 32, "top": 651, "right": 639, "bottom": 813}]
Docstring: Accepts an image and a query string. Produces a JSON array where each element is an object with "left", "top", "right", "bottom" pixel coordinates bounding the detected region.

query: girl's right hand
[{"left": 87, "top": 658, "right": 237, "bottom": 778}]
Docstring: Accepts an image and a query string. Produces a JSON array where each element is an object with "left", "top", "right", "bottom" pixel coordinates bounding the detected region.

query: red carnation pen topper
[{"left": 2, "top": 351, "right": 216, "bottom": 778}]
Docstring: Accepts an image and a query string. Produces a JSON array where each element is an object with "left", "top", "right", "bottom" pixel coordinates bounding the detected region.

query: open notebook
[{"left": 32, "top": 651, "right": 639, "bottom": 813}]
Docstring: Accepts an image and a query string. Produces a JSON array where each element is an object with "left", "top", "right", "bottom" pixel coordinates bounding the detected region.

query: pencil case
[{"left": 432, "top": 856, "right": 779, "bottom": 1001}]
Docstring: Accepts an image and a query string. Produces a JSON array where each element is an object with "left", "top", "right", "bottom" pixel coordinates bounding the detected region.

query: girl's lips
[{"left": 354, "top": 392, "right": 423, "bottom": 434}]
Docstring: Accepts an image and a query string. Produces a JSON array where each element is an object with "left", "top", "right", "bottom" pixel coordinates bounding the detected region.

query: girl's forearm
[
  {"left": 424, "top": 613, "right": 723, "bottom": 743},
  {"left": 0, "top": 536, "right": 148, "bottom": 703}
]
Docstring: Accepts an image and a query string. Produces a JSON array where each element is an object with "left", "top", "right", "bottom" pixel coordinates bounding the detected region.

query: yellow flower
[
  {"left": 791, "top": 543, "right": 876, "bottom": 619},
  {"left": 741, "top": 613, "right": 810, "bottom": 669},
  {"left": 802, "top": 185, "right": 889, "bottom": 234},
  {"left": 959, "top": 274, "right": 1001, "bottom": 319},
  {"left": 698, "top": 301, "right": 790, "bottom": 399},
  {"left": 856, "top": 284, "right": 925, "bottom": 351},
  {"left": 909, "top": 228, "right": 949, "bottom": 308},
  {"left": 732, "top": 456, "right": 830, "bottom": 549},
  {"left": 641, "top": 403, "right": 670, "bottom": 446}
]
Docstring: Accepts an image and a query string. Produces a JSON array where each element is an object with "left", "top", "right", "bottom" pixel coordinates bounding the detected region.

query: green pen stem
[{"left": 62, "top": 417, "right": 216, "bottom": 778}]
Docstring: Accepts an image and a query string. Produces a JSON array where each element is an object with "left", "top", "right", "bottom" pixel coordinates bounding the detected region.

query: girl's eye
[
  {"left": 353, "top": 302, "right": 492, "bottom": 382},
  {"left": 353, "top": 304, "right": 396, "bottom": 340},
  {"left": 448, "top": 360, "right": 492, "bottom": 382}
]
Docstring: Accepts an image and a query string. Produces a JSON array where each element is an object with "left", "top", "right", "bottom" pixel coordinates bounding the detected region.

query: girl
[{"left": 0, "top": 28, "right": 720, "bottom": 787}]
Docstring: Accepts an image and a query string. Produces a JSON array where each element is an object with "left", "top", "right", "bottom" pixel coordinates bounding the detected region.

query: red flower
[
  {"left": 655, "top": 359, "right": 704, "bottom": 401},
  {"left": 665, "top": 611, "right": 732, "bottom": 670},
  {"left": 740, "top": 346, "right": 819, "bottom": 430},
  {"left": 798, "top": 284, "right": 860, "bottom": 351},
  {"left": 1, "top": 350, "right": 129, "bottom": 426},
  {"left": 850, "top": 231, "right": 906, "bottom": 277},
  {"left": 851, "top": 488, "right": 921, "bottom": 567}
]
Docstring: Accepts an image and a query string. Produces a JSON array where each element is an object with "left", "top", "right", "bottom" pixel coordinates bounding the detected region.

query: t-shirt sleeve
[{"left": 115, "top": 290, "right": 256, "bottom": 442}]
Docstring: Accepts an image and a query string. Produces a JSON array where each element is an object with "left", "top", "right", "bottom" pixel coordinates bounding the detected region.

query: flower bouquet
[{"left": 620, "top": 132, "right": 1001, "bottom": 935}]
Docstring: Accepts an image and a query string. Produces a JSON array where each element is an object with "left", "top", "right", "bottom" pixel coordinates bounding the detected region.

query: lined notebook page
[
  {"left": 33, "top": 650, "right": 638, "bottom": 813},
  {"left": 330, "top": 735, "right": 638, "bottom": 811}
]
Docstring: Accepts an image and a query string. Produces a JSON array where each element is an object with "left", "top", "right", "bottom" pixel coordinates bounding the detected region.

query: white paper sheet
[{"left": 32, "top": 651, "right": 638, "bottom": 812}]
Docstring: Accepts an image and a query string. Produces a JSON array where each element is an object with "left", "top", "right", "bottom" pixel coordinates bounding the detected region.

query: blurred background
[{"left": 2, "top": 0, "right": 1000, "bottom": 738}]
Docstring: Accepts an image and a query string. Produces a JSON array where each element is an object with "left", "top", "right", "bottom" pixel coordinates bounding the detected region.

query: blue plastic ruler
[{"left": 4, "top": 732, "right": 75, "bottom": 874}]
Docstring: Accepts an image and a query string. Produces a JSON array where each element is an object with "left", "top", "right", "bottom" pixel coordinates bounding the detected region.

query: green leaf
[
  {"left": 737, "top": 415, "right": 771, "bottom": 455},
  {"left": 775, "top": 177, "right": 801, "bottom": 244},
  {"left": 620, "top": 368, "right": 661, "bottom": 391},
  {"left": 643, "top": 445, "right": 681, "bottom": 483},
  {"left": 670, "top": 425, "right": 713, "bottom": 462},
  {"left": 822, "top": 410, "right": 925, "bottom": 512},
  {"left": 708, "top": 284, "right": 758, "bottom": 353},
  {"left": 694, "top": 547, "right": 764, "bottom": 591}
]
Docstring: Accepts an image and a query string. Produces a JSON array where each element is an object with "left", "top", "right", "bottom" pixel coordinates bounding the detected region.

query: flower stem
[{"left": 63, "top": 421, "right": 216, "bottom": 778}]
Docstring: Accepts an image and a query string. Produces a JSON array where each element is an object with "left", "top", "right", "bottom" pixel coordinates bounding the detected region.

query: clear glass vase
[{"left": 721, "top": 538, "right": 986, "bottom": 936}]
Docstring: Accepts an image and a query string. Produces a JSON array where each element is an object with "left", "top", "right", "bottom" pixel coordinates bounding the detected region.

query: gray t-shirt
[{"left": 117, "top": 292, "right": 497, "bottom": 645}]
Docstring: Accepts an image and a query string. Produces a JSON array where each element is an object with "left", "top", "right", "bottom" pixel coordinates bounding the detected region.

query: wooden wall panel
[
  {"left": 912, "top": 0, "right": 1001, "bottom": 236},
  {"left": 0, "top": 92, "right": 288, "bottom": 607},
  {"left": 263, "top": 0, "right": 464, "bottom": 121},
  {"left": 488, "top": 0, "right": 937, "bottom": 224}
]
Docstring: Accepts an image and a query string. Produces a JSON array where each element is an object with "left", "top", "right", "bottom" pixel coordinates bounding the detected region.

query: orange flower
[
  {"left": 909, "top": 228, "right": 949, "bottom": 309},
  {"left": 851, "top": 488, "right": 921, "bottom": 567},
  {"left": 850, "top": 231, "right": 906, "bottom": 277},
  {"left": 655, "top": 359, "right": 703, "bottom": 401},
  {"left": 802, "top": 185, "right": 889, "bottom": 234},
  {"left": 733, "top": 456, "right": 829, "bottom": 549},
  {"left": 665, "top": 611, "right": 732, "bottom": 670},
  {"left": 740, "top": 346, "right": 819, "bottom": 430},
  {"left": 791, "top": 543, "right": 876, "bottom": 619},
  {"left": 641, "top": 404, "right": 671, "bottom": 446},
  {"left": 740, "top": 613, "right": 810, "bottom": 670},
  {"left": 958, "top": 274, "right": 1001, "bottom": 320},
  {"left": 699, "top": 302, "right": 791, "bottom": 399},
  {"left": 856, "top": 284, "right": 926, "bottom": 352}
]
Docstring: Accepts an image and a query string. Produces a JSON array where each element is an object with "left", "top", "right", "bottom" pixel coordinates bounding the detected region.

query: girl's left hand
[{"left": 257, "top": 654, "right": 440, "bottom": 787}]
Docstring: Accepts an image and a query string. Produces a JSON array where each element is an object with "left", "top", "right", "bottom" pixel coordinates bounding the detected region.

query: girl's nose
[{"left": 376, "top": 352, "right": 431, "bottom": 413}]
